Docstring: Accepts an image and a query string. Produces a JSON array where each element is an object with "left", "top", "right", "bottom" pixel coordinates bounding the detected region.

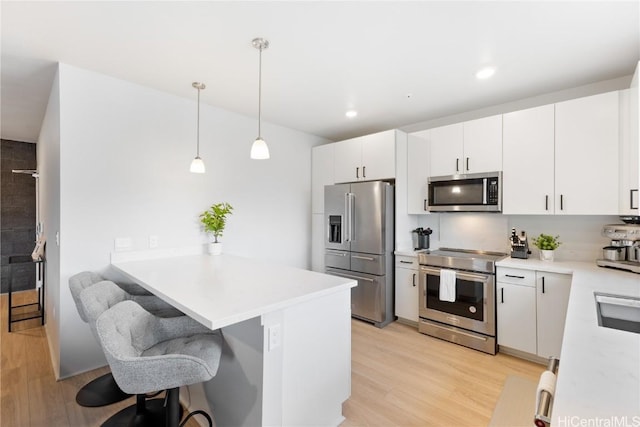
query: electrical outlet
[
  {"left": 114, "top": 237, "right": 133, "bottom": 251},
  {"left": 268, "top": 324, "right": 281, "bottom": 351},
  {"left": 149, "top": 235, "right": 159, "bottom": 248}
]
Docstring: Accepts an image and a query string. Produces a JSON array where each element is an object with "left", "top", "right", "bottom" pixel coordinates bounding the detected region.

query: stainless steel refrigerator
[{"left": 324, "top": 181, "right": 394, "bottom": 328}]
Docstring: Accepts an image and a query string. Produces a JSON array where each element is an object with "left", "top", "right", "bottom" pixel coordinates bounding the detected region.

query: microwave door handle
[{"left": 482, "top": 178, "right": 487, "bottom": 204}]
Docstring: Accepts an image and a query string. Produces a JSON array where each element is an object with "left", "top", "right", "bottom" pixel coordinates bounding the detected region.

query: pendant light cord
[
  {"left": 257, "top": 45, "right": 262, "bottom": 138},
  {"left": 196, "top": 87, "right": 201, "bottom": 157}
]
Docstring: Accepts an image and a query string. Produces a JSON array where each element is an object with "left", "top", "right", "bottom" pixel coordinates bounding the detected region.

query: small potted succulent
[
  {"left": 532, "top": 233, "right": 561, "bottom": 261},
  {"left": 200, "top": 202, "right": 233, "bottom": 255}
]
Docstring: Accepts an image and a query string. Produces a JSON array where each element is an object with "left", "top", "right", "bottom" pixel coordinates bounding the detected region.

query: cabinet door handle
[
  {"left": 505, "top": 274, "right": 525, "bottom": 279},
  {"left": 424, "top": 199, "right": 428, "bottom": 211},
  {"left": 412, "top": 273, "right": 416, "bottom": 287},
  {"left": 399, "top": 260, "right": 413, "bottom": 264},
  {"left": 560, "top": 194, "right": 564, "bottom": 210},
  {"left": 456, "top": 158, "right": 460, "bottom": 172},
  {"left": 541, "top": 276, "right": 545, "bottom": 294},
  {"left": 466, "top": 157, "right": 469, "bottom": 171},
  {"left": 631, "top": 189, "right": 638, "bottom": 210},
  {"left": 501, "top": 288, "right": 504, "bottom": 304},
  {"left": 356, "top": 167, "right": 359, "bottom": 179},
  {"left": 545, "top": 195, "right": 549, "bottom": 211},
  {"left": 363, "top": 166, "right": 366, "bottom": 178}
]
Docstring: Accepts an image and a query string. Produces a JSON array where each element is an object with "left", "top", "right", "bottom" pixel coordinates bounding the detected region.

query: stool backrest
[
  {"left": 69, "top": 271, "right": 103, "bottom": 322},
  {"left": 79, "top": 281, "right": 129, "bottom": 338}
]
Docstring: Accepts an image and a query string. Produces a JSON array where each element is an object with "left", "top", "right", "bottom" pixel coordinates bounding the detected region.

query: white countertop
[
  {"left": 394, "top": 249, "right": 427, "bottom": 257},
  {"left": 112, "top": 254, "right": 356, "bottom": 330},
  {"left": 497, "top": 257, "right": 640, "bottom": 420}
]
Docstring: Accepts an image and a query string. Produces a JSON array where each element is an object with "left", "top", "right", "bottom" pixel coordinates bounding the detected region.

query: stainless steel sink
[{"left": 595, "top": 292, "right": 640, "bottom": 334}]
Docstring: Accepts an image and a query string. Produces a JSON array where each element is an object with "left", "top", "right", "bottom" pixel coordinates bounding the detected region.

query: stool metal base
[
  {"left": 101, "top": 396, "right": 183, "bottom": 427},
  {"left": 76, "top": 373, "right": 131, "bottom": 407}
]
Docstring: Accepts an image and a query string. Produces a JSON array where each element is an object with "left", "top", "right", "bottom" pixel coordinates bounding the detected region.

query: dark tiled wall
[{"left": 1, "top": 140, "right": 37, "bottom": 293}]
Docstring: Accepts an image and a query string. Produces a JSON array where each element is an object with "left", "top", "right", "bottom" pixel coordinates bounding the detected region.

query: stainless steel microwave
[{"left": 428, "top": 171, "right": 502, "bottom": 212}]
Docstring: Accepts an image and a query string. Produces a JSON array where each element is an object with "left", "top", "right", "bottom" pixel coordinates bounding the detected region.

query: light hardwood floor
[
  {"left": 1, "top": 292, "right": 544, "bottom": 426},
  {"left": 0, "top": 292, "right": 199, "bottom": 427}
]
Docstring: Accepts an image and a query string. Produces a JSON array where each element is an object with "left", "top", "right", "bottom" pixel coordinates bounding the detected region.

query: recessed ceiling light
[
  {"left": 476, "top": 67, "right": 496, "bottom": 80},
  {"left": 345, "top": 110, "right": 358, "bottom": 118}
]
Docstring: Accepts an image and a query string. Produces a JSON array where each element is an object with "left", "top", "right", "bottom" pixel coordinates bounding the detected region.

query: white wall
[
  {"left": 416, "top": 213, "right": 618, "bottom": 261},
  {"left": 42, "top": 63, "right": 326, "bottom": 378},
  {"left": 37, "top": 68, "right": 62, "bottom": 378}
]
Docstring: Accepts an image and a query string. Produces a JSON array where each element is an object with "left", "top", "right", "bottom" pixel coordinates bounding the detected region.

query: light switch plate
[
  {"left": 149, "top": 235, "right": 159, "bottom": 248},
  {"left": 268, "top": 324, "right": 281, "bottom": 351}
]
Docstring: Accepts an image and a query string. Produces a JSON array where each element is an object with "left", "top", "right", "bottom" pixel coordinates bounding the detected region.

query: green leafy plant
[
  {"left": 200, "top": 202, "right": 233, "bottom": 243},
  {"left": 531, "top": 233, "right": 561, "bottom": 251}
]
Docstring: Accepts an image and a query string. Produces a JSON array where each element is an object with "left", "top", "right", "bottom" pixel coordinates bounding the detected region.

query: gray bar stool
[
  {"left": 80, "top": 280, "right": 191, "bottom": 426},
  {"left": 69, "top": 271, "right": 131, "bottom": 407},
  {"left": 69, "top": 272, "right": 185, "bottom": 408},
  {"left": 97, "top": 300, "right": 222, "bottom": 427}
]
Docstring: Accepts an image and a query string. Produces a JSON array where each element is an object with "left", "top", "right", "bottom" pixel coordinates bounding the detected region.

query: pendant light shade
[
  {"left": 190, "top": 82, "right": 206, "bottom": 173},
  {"left": 251, "top": 38, "right": 270, "bottom": 160},
  {"left": 190, "top": 156, "right": 205, "bottom": 173},
  {"left": 250, "top": 137, "right": 270, "bottom": 160}
]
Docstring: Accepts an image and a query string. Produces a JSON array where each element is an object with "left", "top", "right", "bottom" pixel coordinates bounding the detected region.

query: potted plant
[
  {"left": 531, "top": 233, "right": 561, "bottom": 261},
  {"left": 200, "top": 202, "right": 233, "bottom": 255}
]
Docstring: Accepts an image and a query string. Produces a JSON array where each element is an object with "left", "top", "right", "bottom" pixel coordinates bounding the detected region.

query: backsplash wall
[{"left": 415, "top": 213, "right": 619, "bottom": 261}]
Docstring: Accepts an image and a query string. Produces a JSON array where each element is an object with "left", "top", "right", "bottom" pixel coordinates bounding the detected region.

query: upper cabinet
[
  {"left": 503, "top": 91, "right": 621, "bottom": 215},
  {"left": 311, "top": 144, "right": 335, "bottom": 214},
  {"left": 429, "top": 115, "right": 502, "bottom": 177},
  {"left": 407, "top": 134, "right": 430, "bottom": 214},
  {"left": 503, "top": 105, "right": 555, "bottom": 214},
  {"left": 622, "top": 62, "right": 640, "bottom": 215},
  {"left": 334, "top": 130, "right": 396, "bottom": 183},
  {"left": 555, "top": 91, "right": 619, "bottom": 215}
]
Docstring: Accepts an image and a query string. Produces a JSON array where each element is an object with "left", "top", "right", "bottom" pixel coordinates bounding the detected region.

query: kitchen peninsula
[{"left": 111, "top": 250, "right": 356, "bottom": 427}]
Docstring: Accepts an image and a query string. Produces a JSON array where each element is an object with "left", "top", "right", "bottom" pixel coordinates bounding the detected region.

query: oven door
[{"left": 418, "top": 265, "right": 495, "bottom": 336}]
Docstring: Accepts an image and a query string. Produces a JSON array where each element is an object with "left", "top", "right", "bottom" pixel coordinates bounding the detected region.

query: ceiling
[{"left": 1, "top": 1, "right": 639, "bottom": 143}]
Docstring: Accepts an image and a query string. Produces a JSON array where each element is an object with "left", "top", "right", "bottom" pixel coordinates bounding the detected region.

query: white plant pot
[
  {"left": 208, "top": 242, "right": 223, "bottom": 255},
  {"left": 539, "top": 249, "right": 555, "bottom": 261}
]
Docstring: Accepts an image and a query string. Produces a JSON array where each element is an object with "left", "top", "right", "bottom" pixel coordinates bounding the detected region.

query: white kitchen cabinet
[
  {"left": 333, "top": 130, "right": 396, "bottom": 183},
  {"left": 311, "top": 144, "right": 335, "bottom": 214},
  {"left": 536, "top": 272, "right": 572, "bottom": 359},
  {"left": 428, "top": 115, "right": 502, "bottom": 177},
  {"left": 497, "top": 267, "right": 572, "bottom": 359},
  {"left": 503, "top": 105, "right": 555, "bottom": 214},
  {"left": 395, "top": 255, "right": 419, "bottom": 323},
  {"left": 497, "top": 282, "right": 537, "bottom": 355},
  {"left": 462, "top": 115, "right": 503, "bottom": 174},
  {"left": 497, "top": 269, "right": 537, "bottom": 354},
  {"left": 429, "top": 123, "right": 463, "bottom": 177},
  {"left": 333, "top": 136, "right": 363, "bottom": 184},
  {"left": 555, "top": 91, "right": 620, "bottom": 215},
  {"left": 622, "top": 63, "right": 639, "bottom": 215},
  {"left": 407, "top": 134, "right": 430, "bottom": 214},
  {"left": 311, "top": 213, "right": 325, "bottom": 273}
]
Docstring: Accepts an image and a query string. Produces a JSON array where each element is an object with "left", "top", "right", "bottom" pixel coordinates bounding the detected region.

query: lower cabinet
[
  {"left": 497, "top": 267, "right": 572, "bottom": 358},
  {"left": 395, "top": 255, "right": 419, "bottom": 323}
]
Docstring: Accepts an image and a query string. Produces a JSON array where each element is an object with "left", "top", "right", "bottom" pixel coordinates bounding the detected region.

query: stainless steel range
[{"left": 418, "top": 248, "right": 506, "bottom": 354}]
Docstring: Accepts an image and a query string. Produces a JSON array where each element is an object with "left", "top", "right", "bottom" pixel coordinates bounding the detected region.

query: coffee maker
[
  {"left": 509, "top": 228, "right": 531, "bottom": 259},
  {"left": 596, "top": 222, "right": 640, "bottom": 274}
]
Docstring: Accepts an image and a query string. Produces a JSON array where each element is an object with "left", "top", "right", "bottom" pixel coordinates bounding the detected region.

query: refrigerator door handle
[
  {"left": 347, "top": 192, "right": 356, "bottom": 242},
  {"left": 344, "top": 193, "right": 350, "bottom": 242},
  {"left": 344, "top": 192, "right": 356, "bottom": 242}
]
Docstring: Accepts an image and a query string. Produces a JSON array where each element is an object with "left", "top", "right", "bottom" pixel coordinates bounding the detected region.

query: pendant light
[
  {"left": 190, "top": 82, "right": 206, "bottom": 173},
  {"left": 250, "top": 38, "right": 270, "bottom": 160}
]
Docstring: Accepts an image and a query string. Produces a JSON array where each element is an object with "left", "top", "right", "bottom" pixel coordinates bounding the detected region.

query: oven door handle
[{"left": 420, "top": 266, "right": 491, "bottom": 282}]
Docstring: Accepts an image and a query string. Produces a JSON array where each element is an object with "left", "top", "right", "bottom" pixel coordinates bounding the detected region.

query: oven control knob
[{"left": 469, "top": 306, "right": 477, "bottom": 314}]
